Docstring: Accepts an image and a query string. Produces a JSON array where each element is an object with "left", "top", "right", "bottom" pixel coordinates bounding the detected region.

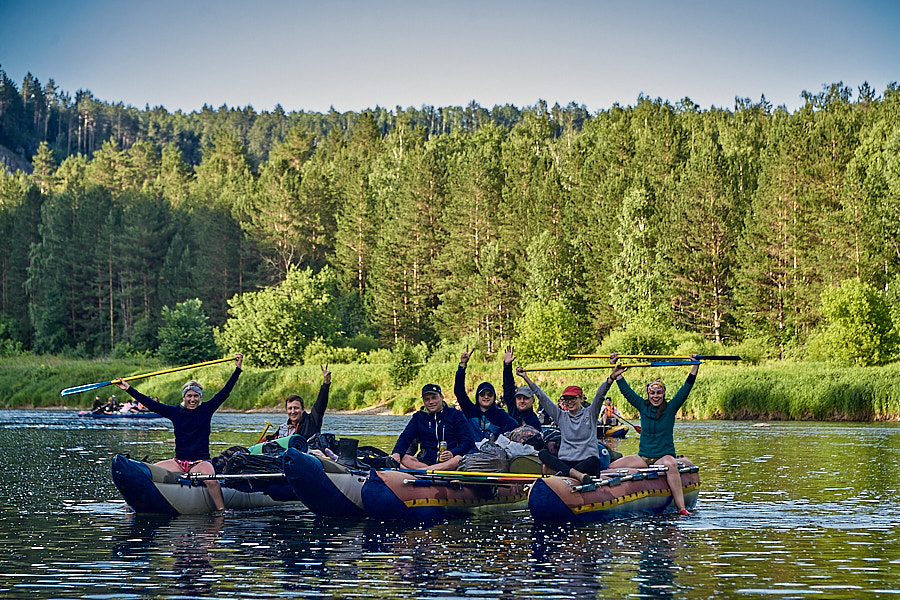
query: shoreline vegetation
[{"left": 3, "top": 356, "right": 900, "bottom": 422}]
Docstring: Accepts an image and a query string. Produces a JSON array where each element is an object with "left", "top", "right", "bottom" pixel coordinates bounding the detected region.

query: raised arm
[
  {"left": 205, "top": 353, "right": 244, "bottom": 411},
  {"left": 454, "top": 346, "right": 477, "bottom": 416},
  {"left": 309, "top": 364, "right": 332, "bottom": 426},
  {"left": 501, "top": 345, "right": 516, "bottom": 412},
  {"left": 516, "top": 366, "right": 562, "bottom": 424}
]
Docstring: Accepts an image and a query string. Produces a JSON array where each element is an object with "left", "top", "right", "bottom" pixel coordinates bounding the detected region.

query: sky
[{"left": 1, "top": 0, "right": 898, "bottom": 115}]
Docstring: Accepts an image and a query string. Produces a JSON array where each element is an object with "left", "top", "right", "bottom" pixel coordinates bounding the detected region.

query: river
[{"left": 1, "top": 410, "right": 899, "bottom": 599}]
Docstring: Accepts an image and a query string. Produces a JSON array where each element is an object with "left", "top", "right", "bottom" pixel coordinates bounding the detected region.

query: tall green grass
[{"left": 3, "top": 356, "right": 900, "bottom": 421}]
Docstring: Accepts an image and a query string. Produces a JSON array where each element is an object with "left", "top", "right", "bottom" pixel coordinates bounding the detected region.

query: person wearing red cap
[
  {"left": 515, "top": 367, "right": 611, "bottom": 484},
  {"left": 606, "top": 351, "right": 699, "bottom": 515}
]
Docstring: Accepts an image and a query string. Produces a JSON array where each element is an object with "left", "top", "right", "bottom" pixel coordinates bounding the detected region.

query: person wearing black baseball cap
[{"left": 389, "top": 382, "right": 475, "bottom": 470}]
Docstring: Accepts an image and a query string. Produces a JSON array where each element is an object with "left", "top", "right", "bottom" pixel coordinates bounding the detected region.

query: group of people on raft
[
  {"left": 112, "top": 346, "right": 698, "bottom": 515},
  {"left": 91, "top": 394, "right": 150, "bottom": 415}
]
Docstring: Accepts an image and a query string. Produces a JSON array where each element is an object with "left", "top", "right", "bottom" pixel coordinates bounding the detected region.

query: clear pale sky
[{"left": 1, "top": 0, "right": 898, "bottom": 114}]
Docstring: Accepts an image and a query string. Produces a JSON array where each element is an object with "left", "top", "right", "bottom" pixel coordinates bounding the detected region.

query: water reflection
[
  {"left": 112, "top": 513, "right": 224, "bottom": 595},
  {"left": 4, "top": 412, "right": 900, "bottom": 599}
]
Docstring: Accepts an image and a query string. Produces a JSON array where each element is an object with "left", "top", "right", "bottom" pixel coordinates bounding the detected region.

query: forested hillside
[{"left": 1, "top": 68, "right": 898, "bottom": 366}]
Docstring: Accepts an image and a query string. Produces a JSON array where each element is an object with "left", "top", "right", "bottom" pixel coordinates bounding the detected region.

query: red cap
[{"left": 562, "top": 385, "right": 583, "bottom": 397}]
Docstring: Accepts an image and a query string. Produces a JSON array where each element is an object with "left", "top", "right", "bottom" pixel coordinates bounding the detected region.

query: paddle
[
  {"left": 60, "top": 357, "right": 236, "bottom": 396},
  {"left": 614, "top": 414, "right": 641, "bottom": 435},
  {"left": 184, "top": 472, "right": 286, "bottom": 481},
  {"left": 402, "top": 477, "right": 531, "bottom": 487},
  {"left": 256, "top": 421, "right": 275, "bottom": 444},
  {"left": 398, "top": 468, "right": 545, "bottom": 479},
  {"left": 521, "top": 360, "right": 699, "bottom": 372},
  {"left": 570, "top": 354, "right": 741, "bottom": 360}
]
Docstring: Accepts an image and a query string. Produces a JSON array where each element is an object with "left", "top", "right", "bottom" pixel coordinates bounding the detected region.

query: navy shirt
[{"left": 126, "top": 368, "right": 241, "bottom": 460}]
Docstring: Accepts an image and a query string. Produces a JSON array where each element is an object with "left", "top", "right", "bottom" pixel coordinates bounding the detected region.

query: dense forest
[{"left": 1, "top": 68, "right": 899, "bottom": 368}]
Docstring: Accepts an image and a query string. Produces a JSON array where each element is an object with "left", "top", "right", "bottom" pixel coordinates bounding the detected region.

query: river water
[{"left": 1, "top": 410, "right": 899, "bottom": 599}]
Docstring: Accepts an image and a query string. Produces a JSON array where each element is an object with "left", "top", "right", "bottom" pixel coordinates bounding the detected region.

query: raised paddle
[
  {"left": 521, "top": 360, "right": 700, "bottom": 372},
  {"left": 570, "top": 354, "right": 741, "bottom": 360},
  {"left": 60, "top": 356, "right": 236, "bottom": 396}
]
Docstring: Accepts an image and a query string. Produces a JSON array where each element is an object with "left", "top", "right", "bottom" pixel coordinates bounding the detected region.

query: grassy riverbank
[{"left": 2, "top": 356, "right": 899, "bottom": 420}]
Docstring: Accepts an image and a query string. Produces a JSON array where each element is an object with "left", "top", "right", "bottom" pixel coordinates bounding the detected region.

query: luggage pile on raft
[{"left": 111, "top": 433, "right": 699, "bottom": 522}]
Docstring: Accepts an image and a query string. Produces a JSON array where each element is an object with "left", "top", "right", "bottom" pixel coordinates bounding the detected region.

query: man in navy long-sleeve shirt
[{"left": 391, "top": 383, "right": 475, "bottom": 470}]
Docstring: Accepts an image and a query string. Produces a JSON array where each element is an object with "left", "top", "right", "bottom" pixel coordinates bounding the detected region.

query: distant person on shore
[
  {"left": 606, "top": 351, "right": 699, "bottom": 516},
  {"left": 390, "top": 383, "right": 475, "bottom": 470},
  {"left": 113, "top": 353, "right": 244, "bottom": 512},
  {"left": 273, "top": 365, "right": 332, "bottom": 439},
  {"left": 455, "top": 346, "right": 518, "bottom": 441}
]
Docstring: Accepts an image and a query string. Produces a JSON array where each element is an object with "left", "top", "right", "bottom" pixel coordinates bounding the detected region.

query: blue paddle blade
[
  {"left": 647, "top": 361, "right": 701, "bottom": 367},
  {"left": 60, "top": 380, "right": 113, "bottom": 396}
]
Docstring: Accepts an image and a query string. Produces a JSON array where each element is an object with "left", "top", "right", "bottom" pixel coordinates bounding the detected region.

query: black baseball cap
[{"left": 421, "top": 383, "right": 442, "bottom": 396}]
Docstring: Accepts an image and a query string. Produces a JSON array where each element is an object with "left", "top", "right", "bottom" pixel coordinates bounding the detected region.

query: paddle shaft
[
  {"left": 256, "top": 421, "right": 275, "bottom": 444},
  {"left": 569, "top": 354, "right": 741, "bottom": 360},
  {"left": 522, "top": 361, "right": 699, "bottom": 372},
  {"left": 398, "top": 468, "right": 545, "bottom": 479},
  {"left": 614, "top": 414, "right": 641, "bottom": 435},
  {"left": 185, "top": 472, "right": 285, "bottom": 480},
  {"left": 60, "top": 356, "right": 236, "bottom": 396},
  {"left": 403, "top": 478, "right": 529, "bottom": 487}
]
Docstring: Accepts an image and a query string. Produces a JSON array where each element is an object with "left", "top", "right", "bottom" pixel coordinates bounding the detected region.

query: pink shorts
[{"left": 174, "top": 458, "right": 206, "bottom": 472}]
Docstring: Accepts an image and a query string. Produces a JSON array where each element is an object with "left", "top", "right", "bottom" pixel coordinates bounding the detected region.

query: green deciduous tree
[
  {"left": 157, "top": 298, "right": 219, "bottom": 364},
  {"left": 512, "top": 298, "right": 578, "bottom": 362},
  {"left": 215, "top": 266, "right": 341, "bottom": 367},
  {"left": 808, "top": 279, "right": 898, "bottom": 366}
]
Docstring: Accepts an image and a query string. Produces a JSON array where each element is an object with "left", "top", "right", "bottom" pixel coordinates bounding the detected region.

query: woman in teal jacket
[{"left": 607, "top": 351, "right": 699, "bottom": 515}]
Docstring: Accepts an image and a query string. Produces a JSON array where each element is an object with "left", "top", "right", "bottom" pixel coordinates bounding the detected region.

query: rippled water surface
[{"left": 2, "top": 410, "right": 899, "bottom": 599}]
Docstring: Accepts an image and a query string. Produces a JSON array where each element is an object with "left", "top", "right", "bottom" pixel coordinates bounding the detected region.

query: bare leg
[
  {"left": 154, "top": 458, "right": 182, "bottom": 471},
  {"left": 654, "top": 455, "right": 687, "bottom": 512},
  {"left": 607, "top": 455, "right": 648, "bottom": 470},
  {"left": 399, "top": 454, "right": 429, "bottom": 469},
  {"left": 190, "top": 460, "right": 225, "bottom": 511},
  {"left": 430, "top": 455, "right": 462, "bottom": 471},
  {"left": 568, "top": 467, "right": 587, "bottom": 482}
]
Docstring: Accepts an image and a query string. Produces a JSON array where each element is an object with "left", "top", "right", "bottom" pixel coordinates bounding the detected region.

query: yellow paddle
[
  {"left": 400, "top": 469, "right": 547, "bottom": 479},
  {"left": 521, "top": 360, "right": 699, "bottom": 372},
  {"left": 569, "top": 354, "right": 741, "bottom": 360},
  {"left": 256, "top": 421, "right": 276, "bottom": 444},
  {"left": 60, "top": 356, "right": 236, "bottom": 396}
]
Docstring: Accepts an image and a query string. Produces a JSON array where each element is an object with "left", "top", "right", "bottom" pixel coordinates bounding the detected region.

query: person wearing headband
[
  {"left": 606, "top": 351, "right": 699, "bottom": 516},
  {"left": 114, "top": 353, "right": 244, "bottom": 512}
]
